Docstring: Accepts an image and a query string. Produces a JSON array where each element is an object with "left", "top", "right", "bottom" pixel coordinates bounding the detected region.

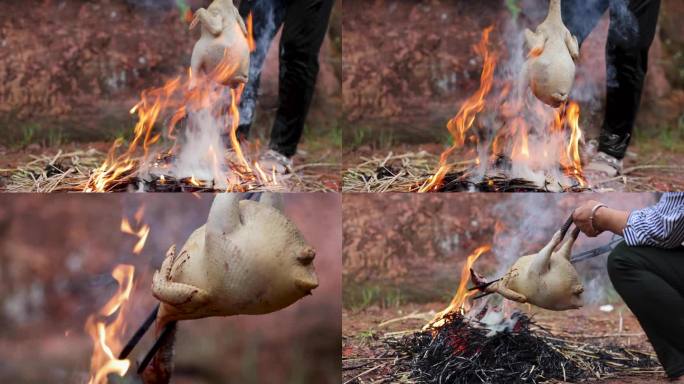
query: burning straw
[
  {"left": 343, "top": 152, "right": 587, "bottom": 193},
  {"left": 386, "top": 312, "right": 661, "bottom": 383},
  {"left": 342, "top": 151, "right": 677, "bottom": 193},
  {"left": 1, "top": 149, "right": 337, "bottom": 192}
]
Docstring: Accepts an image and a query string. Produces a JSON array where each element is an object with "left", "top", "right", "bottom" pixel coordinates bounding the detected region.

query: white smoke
[
  {"left": 174, "top": 103, "right": 231, "bottom": 188},
  {"left": 466, "top": 12, "right": 577, "bottom": 188}
]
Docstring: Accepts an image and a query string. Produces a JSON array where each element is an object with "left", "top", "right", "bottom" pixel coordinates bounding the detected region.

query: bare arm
[
  {"left": 572, "top": 200, "right": 629, "bottom": 237},
  {"left": 594, "top": 207, "right": 630, "bottom": 236}
]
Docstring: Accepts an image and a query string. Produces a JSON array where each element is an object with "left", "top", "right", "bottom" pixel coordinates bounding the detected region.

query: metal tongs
[{"left": 468, "top": 213, "right": 575, "bottom": 300}]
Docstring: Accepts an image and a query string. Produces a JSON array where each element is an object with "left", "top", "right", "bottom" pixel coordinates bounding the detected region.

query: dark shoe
[{"left": 598, "top": 131, "right": 630, "bottom": 160}]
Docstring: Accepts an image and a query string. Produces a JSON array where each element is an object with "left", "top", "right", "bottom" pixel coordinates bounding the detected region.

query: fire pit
[{"left": 387, "top": 311, "right": 660, "bottom": 384}]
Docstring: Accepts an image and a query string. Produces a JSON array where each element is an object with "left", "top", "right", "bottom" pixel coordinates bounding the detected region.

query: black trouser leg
[
  {"left": 562, "top": 0, "right": 660, "bottom": 159},
  {"left": 269, "top": 0, "right": 334, "bottom": 157},
  {"left": 607, "top": 242, "right": 684, "bottom": 378},
  {"left": 600, "top": 0, "right": 660, "bottom": 159},
  {"left": 561, "top": 0, "right": 610, "bottom": 45},
  {"left": 237, "top": 0, "right": 287, "bottom": 138}
]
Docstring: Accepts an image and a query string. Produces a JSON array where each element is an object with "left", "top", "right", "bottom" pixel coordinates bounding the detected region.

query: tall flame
[
  {"left": 419, "top": 27, "right": 496, "bottom": 192},
  {"left": 86, "top": 207, "right": 150, "bottom": 383},
  {"left": 425, "top": 245, "right": 491, "bottom": 329},
  {"left": 84, "top": 39, "right": 271, "bottom": 191},
  {"left": 85, "top": 265, "right": 135, "bottom": 384},
  {"left": 419, "top": 26, "right": 587, "bottom": 192},
  {"left": 246, "top": 13, "right": 256, "bottom": 52},
  {"left": 563, "top": 101, "right": 585, "bottom": 186}
]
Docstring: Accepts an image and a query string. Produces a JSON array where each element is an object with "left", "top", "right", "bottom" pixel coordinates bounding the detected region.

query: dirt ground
[{"left": 342, "top": 303, "right": 669, "bottom": 383}]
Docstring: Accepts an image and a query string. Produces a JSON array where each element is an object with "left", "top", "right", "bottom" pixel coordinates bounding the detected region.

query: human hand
[{"left": 572, "top": 200, "right": 604, "bottom": 237}]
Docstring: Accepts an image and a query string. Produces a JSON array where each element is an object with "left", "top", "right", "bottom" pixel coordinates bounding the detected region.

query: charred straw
[{"left": 386, "top": 312, "right": 660, "bottom": 384}]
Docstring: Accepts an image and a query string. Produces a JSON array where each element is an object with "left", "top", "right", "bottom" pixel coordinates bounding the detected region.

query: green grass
[
  {"left": 328, "top": 123, "right": 343, "bottom": 147},
  {"left": 240, "top": 336, "right": 260, "bottom": 384},
  {"left": 348, "top": 125, "right": 370, "bottom": 149},
  {"left": 356, "top": 328, "right": 378, "bottom": 344},
  {"left": 1, "top": 112, "right": 137, "bottom": 149},
  {"left": 16, "top": 123, "right": 38, "bottom": 148},
  {"left": 4, "top": 121, "right": 64, "bottom": 149},
  {"left": 343, "top": 124, "right": 398, "bottom": 150},
  {"left": 343, "top": 283, "right": 404, "bottom": 311},
  {"left": 505, "top": 0, "right": 521, "bottom": 20},
  {"left": 299, "top": 120, "right": 343, "bottom": 156},
  {"left": 635, "top": 116, "right": 684, "bottom": 154},
  {"left": 286, "top": 346, "right": 309, "bottom": 384}
]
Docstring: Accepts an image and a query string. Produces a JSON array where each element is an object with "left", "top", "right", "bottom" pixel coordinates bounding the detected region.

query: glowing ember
[
  {"left": 419, "top": 26, "right": 586, "bottom": 192},
  {"left": 425, "top": 245, "right": 491, "bottom": 329}
]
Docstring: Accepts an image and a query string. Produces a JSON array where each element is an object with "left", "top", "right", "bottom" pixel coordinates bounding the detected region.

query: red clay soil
[{"left": 343, "top": 303, "right": 671, "bottom": 383}]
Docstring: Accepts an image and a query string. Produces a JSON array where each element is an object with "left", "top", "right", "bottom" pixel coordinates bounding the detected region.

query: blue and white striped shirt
[{"left": 623, "top": 192, "right": 684, "bottom": 248}]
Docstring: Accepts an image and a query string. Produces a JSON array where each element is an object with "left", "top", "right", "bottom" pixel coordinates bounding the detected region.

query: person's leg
[
  {"left": 269, "top": 0, "right": 334, "bottom": 158},
  {"left": 607, "top": 242, "right": 684, "bottom": 378},
  {"left": 561, "top": 0, "right": 610, "bottom": 46},
  {"left": 598, "top": 0, "right": 661, "bottom": 159},
  {"left": 236, "top": 0, "right": 287, "bottom": 138}
]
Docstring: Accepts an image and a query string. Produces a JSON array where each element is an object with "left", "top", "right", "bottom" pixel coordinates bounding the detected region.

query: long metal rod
[
  {"left": 137, "top": 321, "right": 177, "bottom": 374},
  {"left": 559, "top": 213, "right": 574, "bottom": 240},
  {"left": 118, "top": 303, "right": 160, "bottom": 360},
  {"left": 468, "top": 277, "right": 502, "bottom": 292},
  {"left": 570, "top": 236, "right": 623, "bottom": 263}
]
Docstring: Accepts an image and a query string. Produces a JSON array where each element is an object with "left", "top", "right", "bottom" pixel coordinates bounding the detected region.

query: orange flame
[
  {"left": 562, "top": 101, "right": 585, "bottom": 186},
  {"left": 85, "top": 209, "right": 151, "bottom": 382},
  {"left": 85, "top": 265, "right": 135, "bottom": 384},
  {"left": 419, "top": 26, "right": 587, "bottom": 191},
  {"left": 229, "top": 85, "right": 252, "bottom": 172},
  {"left": 425, "top": 245, "right": 491, "bottom": 329},
  {"left": 419, "top": 27, "right": 496, "bottom": 192},
  {"left": 246, "top": 13, "right": 256, "bottom": 52},
  {"left": 85, "top": 44, "right": 264, "bottom": 191},
  {"left": 120, "top": 209, "right": 150, "bottom": 255}
]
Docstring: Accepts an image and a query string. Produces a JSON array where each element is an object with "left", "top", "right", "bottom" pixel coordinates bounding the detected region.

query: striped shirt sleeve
[{"left": 623, "top": 192, "right": 684, "bottom": 248}]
